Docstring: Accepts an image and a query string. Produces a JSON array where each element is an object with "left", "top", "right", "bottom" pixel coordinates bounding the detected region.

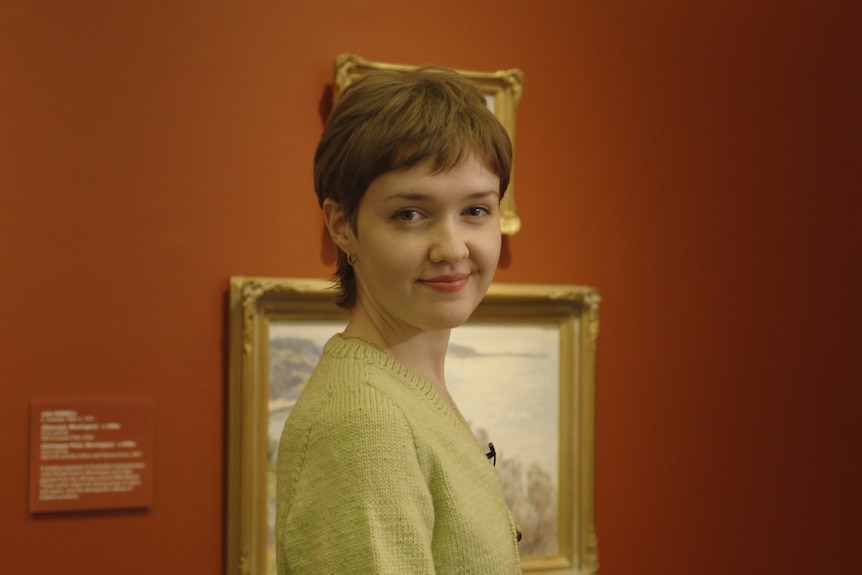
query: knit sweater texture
[{"left": 276, "top": 335, "right": 522, "bottom": 574}]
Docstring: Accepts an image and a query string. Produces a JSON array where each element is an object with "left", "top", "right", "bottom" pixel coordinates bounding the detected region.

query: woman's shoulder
[
  {"left": 284, "top": 354, "right": 414, "bottom": 443},
  {"left": 283, "top": 335, "right": 459, "bottom": 458}
]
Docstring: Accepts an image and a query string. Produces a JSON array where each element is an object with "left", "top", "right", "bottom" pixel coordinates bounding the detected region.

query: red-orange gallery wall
[{"left": 1, "top": 1, "right": 859, "bottom": 574}]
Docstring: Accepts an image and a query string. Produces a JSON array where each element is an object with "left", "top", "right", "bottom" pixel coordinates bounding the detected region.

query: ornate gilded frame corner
[
  {"left": 333, "top": 53, "right": 525, "bottom": 236},
  {"left": 226, "top": 278, "right": 599, "bottom": 575}
]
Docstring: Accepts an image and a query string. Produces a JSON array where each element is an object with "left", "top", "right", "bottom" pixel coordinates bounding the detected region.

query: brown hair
[{"left": 314, "top": 65, "right": 513, "bottom": 309}]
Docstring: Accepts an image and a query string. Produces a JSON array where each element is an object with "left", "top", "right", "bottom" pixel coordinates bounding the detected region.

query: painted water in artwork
[
  {"left": 265, "top": 321, "right": 560, "bottom": 571},
  {"left": 446, "top": 323, "right": 560, "bottom": 557}
]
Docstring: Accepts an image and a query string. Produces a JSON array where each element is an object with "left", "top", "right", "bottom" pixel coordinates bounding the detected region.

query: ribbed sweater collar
[{"left": 324, "top": 335, "right": 469, "bottom": 427}]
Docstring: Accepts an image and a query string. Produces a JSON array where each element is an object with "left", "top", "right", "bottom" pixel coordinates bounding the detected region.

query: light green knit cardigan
[{"left": 276, "top": 336, "right": 521, "bottom": 574}]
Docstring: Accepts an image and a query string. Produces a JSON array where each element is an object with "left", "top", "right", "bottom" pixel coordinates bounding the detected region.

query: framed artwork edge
[
  {"left": 332, "top": 53, "right": 525, "bottom": 236},
  {"left": 226, "top": 277, "right": 599, "bottom": 575}
]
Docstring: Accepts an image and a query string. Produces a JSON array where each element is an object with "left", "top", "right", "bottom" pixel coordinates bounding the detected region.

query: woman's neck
[{"left": 342, "top": 315, "right": 451, "bottom": 391}]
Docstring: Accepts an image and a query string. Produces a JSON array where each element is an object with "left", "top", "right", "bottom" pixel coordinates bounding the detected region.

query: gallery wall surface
[{"left": 1, "top": 1, "right": 859, "bottom": 574}]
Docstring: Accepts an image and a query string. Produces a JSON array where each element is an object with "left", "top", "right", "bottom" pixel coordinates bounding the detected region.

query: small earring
[{"left": 347, "top": 252, "right": 357, "bottom": 266}]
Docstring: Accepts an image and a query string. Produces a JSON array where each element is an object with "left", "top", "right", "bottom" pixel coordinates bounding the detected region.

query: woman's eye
[
  {"left": 395, "top": 209, "right": 421, "bottom": 222},
  {"left": 465, "top": 206, "right": 490, "bottom": 217}
]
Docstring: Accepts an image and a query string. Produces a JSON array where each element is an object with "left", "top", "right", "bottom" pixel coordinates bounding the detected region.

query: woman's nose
[{"left": 428, "top": 220, "right": 469, "bottom": 263}]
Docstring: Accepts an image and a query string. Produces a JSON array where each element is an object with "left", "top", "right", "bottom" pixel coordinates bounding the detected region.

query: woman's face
[{"left": 351, "top": 154, "right": 502, "bottom": 335}]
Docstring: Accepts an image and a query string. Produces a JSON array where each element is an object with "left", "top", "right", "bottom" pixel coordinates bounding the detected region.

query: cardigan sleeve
[{"left": 276, "top": 385, "right": 436, "bottom": 575}]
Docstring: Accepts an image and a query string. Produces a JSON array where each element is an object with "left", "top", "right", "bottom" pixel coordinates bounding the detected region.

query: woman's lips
[{"left": 419, "top": 274, "right": 470, "bottom": 293}]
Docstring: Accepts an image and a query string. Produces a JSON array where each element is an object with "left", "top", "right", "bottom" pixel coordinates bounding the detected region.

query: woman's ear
[{"left": 322, "top": 199, "right": 355, "bottom": 255}]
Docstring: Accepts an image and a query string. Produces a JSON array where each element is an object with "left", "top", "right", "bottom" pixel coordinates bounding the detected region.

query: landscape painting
[{"left": 265, "top": 321, "right": 560, "bottom": 572}]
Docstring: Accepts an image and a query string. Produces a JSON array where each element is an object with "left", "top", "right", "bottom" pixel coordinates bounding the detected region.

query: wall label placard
[{"left": 29, "top": 399, "right": 154, "bottom": 513}]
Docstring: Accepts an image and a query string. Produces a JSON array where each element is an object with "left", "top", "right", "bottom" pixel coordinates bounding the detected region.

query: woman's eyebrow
[
  {"left": 464, "top": 190, "right": 500, "bottom": 200},
  {"left": 385, "top": 192, "right": 431, "bottom": 201}
]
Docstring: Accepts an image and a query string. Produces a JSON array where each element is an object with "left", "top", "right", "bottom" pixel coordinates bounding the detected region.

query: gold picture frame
[
  {"left": 333, "top": 53, "right": 525, "bottom": 236},
  {"left": 226, "top": 277, "right": 599, "bottom": 575}
]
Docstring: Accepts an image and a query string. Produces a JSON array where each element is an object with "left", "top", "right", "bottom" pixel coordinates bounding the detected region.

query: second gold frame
[{"left": 226, "top": 277, "right": 599, "bottom": 575}]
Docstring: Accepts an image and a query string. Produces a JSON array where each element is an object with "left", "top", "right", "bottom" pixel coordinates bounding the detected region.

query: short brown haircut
[{"left": 314, "top": 65, "right": 513, "bottom": 309}]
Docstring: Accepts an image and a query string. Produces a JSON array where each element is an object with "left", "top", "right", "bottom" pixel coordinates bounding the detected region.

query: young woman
[{"left": 276, "top": 65, "right": 521, "bottom": 574}]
